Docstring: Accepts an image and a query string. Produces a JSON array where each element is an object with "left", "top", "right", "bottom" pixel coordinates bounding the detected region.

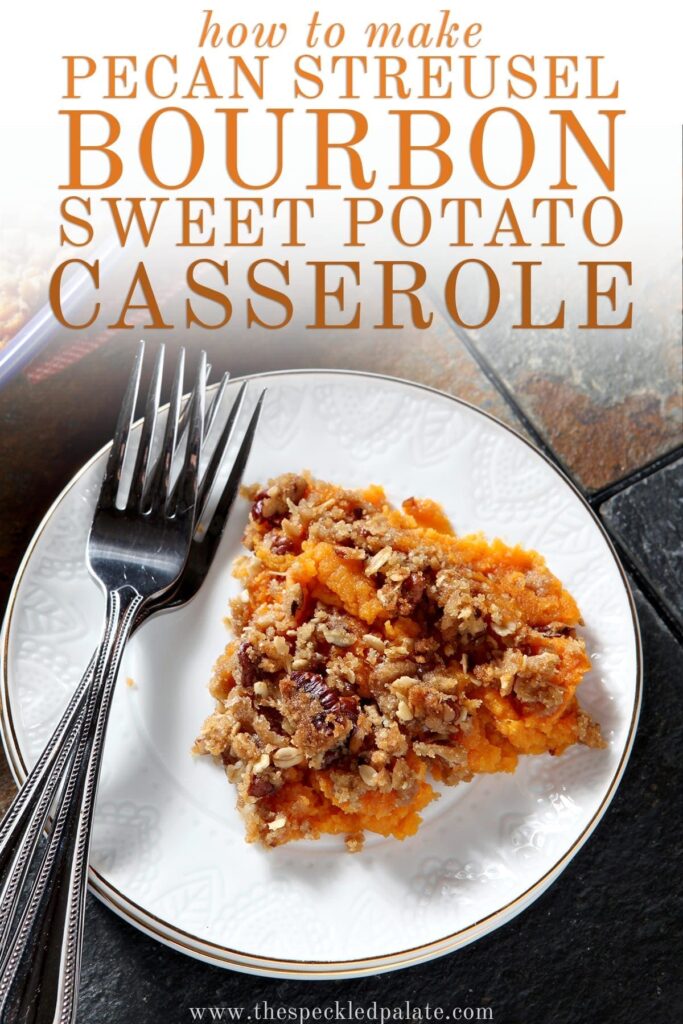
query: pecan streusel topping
[{"left": 194, "top": 472, "right": 604, "bottom": 850}]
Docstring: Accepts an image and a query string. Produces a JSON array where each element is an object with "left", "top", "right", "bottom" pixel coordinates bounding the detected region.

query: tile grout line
[
  {"left": 587, "top": 443, "right": 683, "bottom": 508},
  {"left": 426, "top": 287, "right": 580, "bottom": 483}
]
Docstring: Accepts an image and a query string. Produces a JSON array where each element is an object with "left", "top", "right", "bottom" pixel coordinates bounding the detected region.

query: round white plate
[{"left": 1, "top": 370, "right": 640, "bottom": 978}]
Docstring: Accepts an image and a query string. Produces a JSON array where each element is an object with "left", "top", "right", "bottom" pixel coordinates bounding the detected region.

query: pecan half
[
  {"left": 291, "top": 671, "right": 339, "bottom": 712},
  {"left": 398, "top": 572, "right": 426, "bottom": 616},
  {"left": 236, "top": 642, "right": 257, "bottom": 689},
  {"left": 270, "top": 533, "right": 296, "bottom": 556},
  {"left": 248, "top": 775, "right": 277, "bottom": 799}
]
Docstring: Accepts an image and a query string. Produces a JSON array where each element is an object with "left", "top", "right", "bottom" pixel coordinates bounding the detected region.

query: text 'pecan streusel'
[{"left": 193, "top": 472, "right": 604, "bottom": 851}]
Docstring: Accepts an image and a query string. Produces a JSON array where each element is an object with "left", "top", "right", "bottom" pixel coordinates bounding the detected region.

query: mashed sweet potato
[{"left": 194, "top": 473, "right": 604, "bottom": 851}]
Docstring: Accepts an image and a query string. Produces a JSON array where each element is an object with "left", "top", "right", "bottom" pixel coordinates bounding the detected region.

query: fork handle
[
  {"left": 0, "top": 585, "right": 144, "bottom": 1024},
  {"left": 0, "top": 605, "right": 155, "bottom": 955},
  {"left": 0, "top": 655, "right": 93, "bottom": 874},
  {"left": 0, "top": 657, "right": 93, "bottom": 953}
]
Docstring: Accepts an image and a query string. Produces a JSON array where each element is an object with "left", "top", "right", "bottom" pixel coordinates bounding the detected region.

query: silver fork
[
  {"left": 0, "top": 362, "right": 230, "bottom": 924},
  {"left": 0, "top": 346, "right": 264, "bottom": 1022},
  {"left": 0, "top": 367, "right": 263, "bottom": 966}
]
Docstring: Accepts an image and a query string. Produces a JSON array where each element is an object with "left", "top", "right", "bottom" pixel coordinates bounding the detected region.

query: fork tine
[
  {"left": 97, "top": 340, "right": 144, "bottom": 510},
  {"left": 167, "top": 364, "right": 222, "bottom": 472},
  {"left": 205, "top": 371, "right": 230, "bottom": 439},
  {"left": 197, "top": 380, "right": 247, "bottom": 516},
  {"left": 202, "top": 388, "right": 266, "bottom": 550},
  {"left": 172, "top": 352, "right": 206, "bottom": 516},
  {"left": 154, "top": 347, "right": 184, "bottom": 508},
  {"left": 172, "top": 369, "right": 227, "bottom": 463},
  {"left": 177, "top": 359, "right": 212, "bottom": 437},
  {"left": 128, "top": 344, "right": 164, "bottom": 511}
]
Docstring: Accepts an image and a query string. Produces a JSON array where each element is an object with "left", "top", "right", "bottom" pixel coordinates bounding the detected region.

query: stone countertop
[
  {"left": 0, "top": 330, "right": 681, "bottom": 1024},
  {"left": 602, "top": 458, "right": 683, "bottom": 631}
]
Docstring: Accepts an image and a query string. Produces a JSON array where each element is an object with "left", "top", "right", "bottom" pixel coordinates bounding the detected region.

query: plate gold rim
[{"left": 0, "top": 367, "right": 642, "bottom": 977}]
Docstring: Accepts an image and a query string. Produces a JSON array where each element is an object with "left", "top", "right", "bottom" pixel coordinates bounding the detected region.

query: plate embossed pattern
[{"left": 0, "top": 371, "right": 640, "bottom": 978}]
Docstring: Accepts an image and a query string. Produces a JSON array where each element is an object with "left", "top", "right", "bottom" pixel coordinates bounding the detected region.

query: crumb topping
[{"left": 194, "top": 472, "right": 604, "bottom": 849}]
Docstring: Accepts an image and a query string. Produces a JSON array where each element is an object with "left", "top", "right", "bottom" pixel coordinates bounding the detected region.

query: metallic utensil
[{"left": 0, "top": 344, "right": 265, "bottom": 1024}]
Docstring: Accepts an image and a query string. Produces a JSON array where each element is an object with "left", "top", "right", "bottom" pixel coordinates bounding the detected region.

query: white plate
[{"left": 0, "top": 370, "right": 641, "bottom": 978}]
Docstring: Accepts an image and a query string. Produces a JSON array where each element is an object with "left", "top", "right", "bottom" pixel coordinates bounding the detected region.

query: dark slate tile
[{"left": 602, "top": 457, "right": 683, "bottom": 629}]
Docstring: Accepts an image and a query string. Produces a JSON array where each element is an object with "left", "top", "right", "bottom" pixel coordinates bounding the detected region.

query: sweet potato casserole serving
[{"left": 194, "top": 473, "right": 604, "bottom": 852}]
